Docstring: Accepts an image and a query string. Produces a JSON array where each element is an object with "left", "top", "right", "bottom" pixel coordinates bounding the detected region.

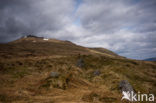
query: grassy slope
[{"left": 0, "top": 37, "right": 156, "bottom": 103}]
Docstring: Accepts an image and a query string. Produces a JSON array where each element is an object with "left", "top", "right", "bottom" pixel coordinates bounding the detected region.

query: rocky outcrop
[
  {"left": 50, "top": 72, "right": 60, "bottom": 78},
  {"left": 77, "top": 58, "right": 85, "bottom": 68},
  {"left": 93, "top": 70, "right": 100, "bottom": 76},
  {"left": 119, "top": 80, "right": 134, "bottom": 92}
]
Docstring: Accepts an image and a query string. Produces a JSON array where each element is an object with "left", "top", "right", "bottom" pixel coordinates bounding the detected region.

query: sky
[{"left": 0, "top": 0, "right": 156, "bottom": 60}]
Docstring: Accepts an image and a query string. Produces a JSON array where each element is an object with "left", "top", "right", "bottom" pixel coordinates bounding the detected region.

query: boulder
[
  {"left": 50, "top": 72, "right": 60, "bottom": 78},
  {"left": 93, "top": 70, "right": 100, "bottom": 76},
  {"left": 119, "top": 80, "right": 134, "bottom": 92},
  {"left": 77, "top": 58, "right": 85, "bottom": 68}
]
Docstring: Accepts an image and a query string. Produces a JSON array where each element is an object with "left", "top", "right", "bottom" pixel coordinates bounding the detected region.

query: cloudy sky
[{"left": 0, "top": 0, "right": 156, "bottom": 60}]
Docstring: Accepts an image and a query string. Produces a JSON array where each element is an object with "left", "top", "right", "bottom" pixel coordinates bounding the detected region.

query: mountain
[
  {"left": 0, "top": 36, "right": 156, "bottom": 103},
  {"left": 144, "top": 57, "right": 156, "bottom": 61},
  {"left": 0, "top": 35, "right": 122, "bottom": 59}
]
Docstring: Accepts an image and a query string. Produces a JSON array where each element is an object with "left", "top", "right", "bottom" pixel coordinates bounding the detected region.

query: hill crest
[{"left": 0, "top": 35, "right": 121, "bottom": 59}]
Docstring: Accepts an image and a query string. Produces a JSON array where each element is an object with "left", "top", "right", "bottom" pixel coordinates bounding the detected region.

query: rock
[
  {"left": 93, "top": 70, "right": 100, "bottom": 76},
  {"left": 50, "top": 72, "right": 60, "bottom": 78},
  {"left": 77, "top": 58, "right": 85, "bottom": 68},
  {"left": 119, "top": 80, "right": 134, "bottom": 92}
]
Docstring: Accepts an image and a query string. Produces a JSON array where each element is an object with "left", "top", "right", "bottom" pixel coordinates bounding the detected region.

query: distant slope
[
  {"left": 144, "top": 57, "right": 156, "bottom": 61},
  {"left": 0, "top": 36, "right": 121, "bottom": 59},
  {"left": 89, "top": 48, "right": 119, "bottom": 57}
]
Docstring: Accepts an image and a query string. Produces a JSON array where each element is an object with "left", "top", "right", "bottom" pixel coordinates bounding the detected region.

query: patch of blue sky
[
  {"left": 131, "top": 0, "right": 141, "bottom": 4},
  {"left": 121, "top": 26, "right": 134, "bottom": 31},
  {"left": 72, "top": 0, "right": 83, "bottom": 26},
  {"left": 74, "top": 0, "right": 83, "bottom": 13},
  {"left": 73, "top": 18, "right": 81, "bottom": 26}
]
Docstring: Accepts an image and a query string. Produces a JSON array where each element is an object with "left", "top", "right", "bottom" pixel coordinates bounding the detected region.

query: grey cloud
[
  {"left": 74, "top": 0, "right": 156, "bottom": 59},
  {"left": 77, "top": 0, "right": 156, "bottom": 34},
  {"left": 0, "top": 0, "right": 74, "bottom": 42}
]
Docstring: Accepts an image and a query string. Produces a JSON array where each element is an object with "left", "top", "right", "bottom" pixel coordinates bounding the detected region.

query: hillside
[
  {"left": 0, "top": 36, "right": 156, "bottom": 103},
  {"left": 0, "top": 36, "right": 121, "bottom": 59},
  {"left": 89, "top": 48, "right": 120, "bottom": 57}
]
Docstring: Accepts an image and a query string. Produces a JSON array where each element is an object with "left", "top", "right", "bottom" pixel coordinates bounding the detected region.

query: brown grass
[{"left": 0, "top": 37, "right": 156, "bottom": 103}]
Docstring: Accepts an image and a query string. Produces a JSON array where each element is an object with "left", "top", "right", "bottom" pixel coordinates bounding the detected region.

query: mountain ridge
[{"left": 0, "top": 36, "right": 122, "bottom": 59}]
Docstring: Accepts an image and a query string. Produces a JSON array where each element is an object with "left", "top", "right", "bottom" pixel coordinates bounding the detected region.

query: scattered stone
[
  {"left": 119, "top": 80, "right": 134, "bottom": 92},
  {"left": 93, "top": 70, "right": 100, "bottom": 76},
  {"left": 77, "top": 58, "right": 85, "bottom": 68},
  {"left": 50, "top": 72, "right": 60, "bottom": 78}
]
